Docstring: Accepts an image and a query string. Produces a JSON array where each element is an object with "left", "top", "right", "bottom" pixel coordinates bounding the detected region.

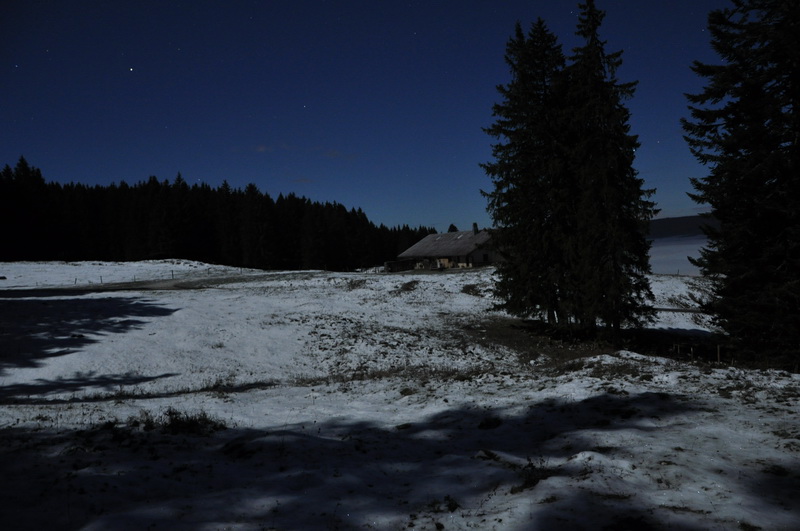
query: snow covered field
[{"left": 1, "top": 259, "right": 798, "bottom": 530}]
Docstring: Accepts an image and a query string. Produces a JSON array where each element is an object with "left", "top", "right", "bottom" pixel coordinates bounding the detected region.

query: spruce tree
[
  {"left": 682, "top": 0, "right": 800, "bottom": 364},
  {"left": 483, "top": 3, "right": 656, "bottom": 335},
  {"left": 2, "top": 157, "right": 49, "bottom": 260},
  {"left": 563, "top": 0, "right": 657, "bottom": 335},
  {"left": 481, "top": 19, "right": 568, "bottom": 323}
]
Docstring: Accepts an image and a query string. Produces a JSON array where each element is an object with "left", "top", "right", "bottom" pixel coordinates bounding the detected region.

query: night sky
[{"left": 2, "top": 1, "right": 728, "bottom": 233}]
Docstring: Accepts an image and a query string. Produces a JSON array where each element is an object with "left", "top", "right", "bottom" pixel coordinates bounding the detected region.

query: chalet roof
[{"left": 398, "top": 230, "right": 491, "bottom": 259}]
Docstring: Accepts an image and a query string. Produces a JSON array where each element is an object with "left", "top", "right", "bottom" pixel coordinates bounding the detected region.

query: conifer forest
[{"left": 1, "top": 157, "right": 435, "bottom": 271}]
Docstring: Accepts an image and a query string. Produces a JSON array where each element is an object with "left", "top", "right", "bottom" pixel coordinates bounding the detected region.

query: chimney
[{"left": 472, "top": 222, "right": 479, "bottom": 235}]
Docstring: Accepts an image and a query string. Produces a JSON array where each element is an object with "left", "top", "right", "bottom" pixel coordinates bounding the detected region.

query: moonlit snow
[{"left": 1, "top": 258, "right": 797, "bottom": 530}]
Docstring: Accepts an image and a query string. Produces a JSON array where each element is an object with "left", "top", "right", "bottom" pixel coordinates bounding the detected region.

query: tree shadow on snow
[
  {"left": 0, "top": 372, "right": 179, "bottom": 405},
  {"left": 738, "top": 460, "right": 800, "bottom": 528},
  {"left": 2, "top": 389, "right": 769, "bottom": 530},
  {"left": 0, "top": 291, "right": 178, "bottom": 379}
]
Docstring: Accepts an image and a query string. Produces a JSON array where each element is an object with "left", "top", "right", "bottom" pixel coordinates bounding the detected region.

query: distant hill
[{"left": 649, "top": 215, "right": 718, "bottom": 239}]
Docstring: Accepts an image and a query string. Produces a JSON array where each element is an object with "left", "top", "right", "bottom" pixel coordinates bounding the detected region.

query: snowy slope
[{"left": 1, "top": 261, "right": 797, "bottom": 530}]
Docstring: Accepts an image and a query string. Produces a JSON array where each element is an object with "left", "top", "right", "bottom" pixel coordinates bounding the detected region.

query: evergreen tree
[
  {"left": 682, "top": 0, "right": 800, "bottom": 364},
  {"left": 215, "top": 180, "right": 242, "bottom": 265},
  {"left": 481, "top": 19, "right": 569, "bottom": 324},
  {"left": 187, "top": 181, "right": 219, "bottom": 263},
  {"left": 170, "top": 173, "right": 194, "bottom": 259},
  {"left": 239, "top": 182, "right": 273, "bottom": 269},
  {"left": 562, "top": 0, "right": 657, "bottom": 335},
  {"left": 1, "top": 157, "right": 49, "bottom": 260},
  {"left": 483, "top": 3, "right": 655, "bottom": 335}
]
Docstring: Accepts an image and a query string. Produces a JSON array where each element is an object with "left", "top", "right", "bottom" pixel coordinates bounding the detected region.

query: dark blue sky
[{"left": 2, "top": 0, "right": 728, "bottom": 232}]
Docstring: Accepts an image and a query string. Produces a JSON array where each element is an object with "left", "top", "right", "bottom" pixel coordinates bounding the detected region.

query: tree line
[
  {"left": 0, "top": 158, "right": 435, "bottom": 271},
  {"left": 484, "top": 0, "right": 799, "bottom": 367}
]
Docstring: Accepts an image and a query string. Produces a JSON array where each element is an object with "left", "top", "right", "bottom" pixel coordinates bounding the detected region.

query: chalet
[{"left": 390, "top": 224, "right": 495, "bottom": 271}]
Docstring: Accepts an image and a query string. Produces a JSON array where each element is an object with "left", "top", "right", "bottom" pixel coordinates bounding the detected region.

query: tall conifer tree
[
  {"left": 563, "top": 0, "right": 657, "bottom": 334},
  {"left": 482, "top": 19, "right": 568, "bottom": 323},
  {"left": 683, "top": 0, "right": 800, "bottom": 364},
  {"left": 483, "top": 2, "right": 656, "bottom": 335}
]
